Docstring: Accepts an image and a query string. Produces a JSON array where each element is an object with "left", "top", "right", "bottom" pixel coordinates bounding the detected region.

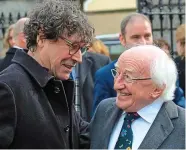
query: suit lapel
[
  {"left": 139, "top": 101, "right": 177, "bottom": 149},
  {"left": 77, "top": 53, "right": 92, "bottom": 88},
  {"left": 97, "top": 102, "right": 122, "bottom": 149}
]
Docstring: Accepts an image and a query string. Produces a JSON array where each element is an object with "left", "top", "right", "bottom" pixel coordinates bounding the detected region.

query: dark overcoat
[{"left": 0, "top": 50, "right": 89, "bottom": 149}]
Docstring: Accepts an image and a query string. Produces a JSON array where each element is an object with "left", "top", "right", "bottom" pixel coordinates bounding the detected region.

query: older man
[
  {"left": 92, "top": 13, "right": 185, "bottom": 116},
  {"left": 0, "top": 0, "right": 94, "bottom": 148},
  {"left": 90, "top": 45, "right": 185, "bottom": 149},
  {"left": 92, "top": 13, "right": 153, "bottom": 115},
  {"left": 0, "top": 17, "right": 28, "bottom": 71}
]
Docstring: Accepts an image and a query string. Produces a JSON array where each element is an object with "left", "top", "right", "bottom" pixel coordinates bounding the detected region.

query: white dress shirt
[
  {"left": 108, "top": 98, "right": 163, "bottom": 150},
  {"left": 13, "top": 45, "right": 23, "bottom": 50}
]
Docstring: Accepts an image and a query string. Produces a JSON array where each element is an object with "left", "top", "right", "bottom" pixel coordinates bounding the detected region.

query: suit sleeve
[
  {"left": 0, "top": 82, "right": 16, "bottom": 148},
  {"left": 92, "top": 69, "right": 111, "bottom": 116},
  {"left": 73, "top": 107, "right": 90, "bottom": 149}
]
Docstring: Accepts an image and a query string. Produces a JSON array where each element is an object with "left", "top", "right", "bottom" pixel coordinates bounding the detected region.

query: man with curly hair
[{"left": 0, "top": 0, "right": 94, "bottom": 148}]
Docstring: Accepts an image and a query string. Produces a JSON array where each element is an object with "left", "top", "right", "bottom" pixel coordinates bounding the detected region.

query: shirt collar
[
  {"left": 122, "top": 98, "right": 163, "bottom": 123},
  {"left": 137, "top": 98, "right": 163, "bottom": 123},
  {"left": 13, "top": 45, "right": 23, "bottom": 49}
]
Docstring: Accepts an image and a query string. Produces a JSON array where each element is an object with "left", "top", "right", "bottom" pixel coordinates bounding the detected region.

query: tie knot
[{"left": 124, "top": 112, "right": 140, "bottom": 123}]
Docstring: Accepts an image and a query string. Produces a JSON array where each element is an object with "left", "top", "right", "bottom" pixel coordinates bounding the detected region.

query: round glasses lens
[{"left": 111, "top": 69, "right": 117, "bottom": 77}]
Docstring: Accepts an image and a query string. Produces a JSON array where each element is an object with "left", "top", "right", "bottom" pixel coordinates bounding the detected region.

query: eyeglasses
[
  {"left": 60, "top": 37, "right": 89, "bottom": 55},
  {"left": 111, "top": 69, "right": 151, "bottom": 83}
]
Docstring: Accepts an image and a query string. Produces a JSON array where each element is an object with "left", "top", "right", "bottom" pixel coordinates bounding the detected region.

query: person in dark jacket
[
  {"left": 0, "top": 0, "right": 94, "bottom": 148},
  {"left": 175, "top": 24, "right": 185, "bottom": 97},
  {"left": 0, "top": 17, "right": 28, "bottom": 72},
  {"left": 72, "top": 52, "right": 111, "bottom": 122},
  {"left": 0, "top": 24, "right": 15, "bottom": 58}
]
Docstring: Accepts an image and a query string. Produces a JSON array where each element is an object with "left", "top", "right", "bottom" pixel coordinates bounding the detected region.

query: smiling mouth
[
  {"left": 63, "top": 64, "right": 75, "bottom": 69},
  {"left": 120, "top": 93, "right": 132, "bottom": 96}
]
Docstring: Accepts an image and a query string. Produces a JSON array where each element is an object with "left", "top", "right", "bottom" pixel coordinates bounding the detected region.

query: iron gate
[
  {"left": 137, "top": 0, "right": 185, "bottom": 55},
  {"left": 0, "top": 12, "right": 27, "bottom": 38}
]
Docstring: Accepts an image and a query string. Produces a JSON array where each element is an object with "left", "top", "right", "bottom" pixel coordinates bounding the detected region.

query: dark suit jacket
[
  {"left": 0, "top": 47, "right": 28, "bottom": 72},
  {"left": 90, "top": 98, "right": 185, "bottom": 149},
  {"left": 92, "top": 60, "right": 117, "bottom": 115},
  {"left": 75, "top": 52, "right": 111, "bottom": 122},
  {"left": 0, "top": 47, "right": 18, "bottom": 72},
  {"left": 175, "top": 56, "right": 185, "bottom": 96}
]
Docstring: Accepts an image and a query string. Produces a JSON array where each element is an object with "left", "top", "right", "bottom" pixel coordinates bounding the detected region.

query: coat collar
[
  {"left": 6, "top": 47, "right": 18, "bottom": 54},
  {"left": 97, "top": 100, "right": 178, "bottom": 149},
  {"left": 139, "top": 101, "right": 178, "bottom": 149},
  {"left": 97, "top": 99, "right": 122, "bottom": 149},
  {"left": 12, "top": 49, "right": 54, "bottom": 87}
]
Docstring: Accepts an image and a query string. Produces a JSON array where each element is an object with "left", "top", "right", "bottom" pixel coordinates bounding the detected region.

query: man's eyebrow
[
  {"left": 131, "top": 34, "right": 140, "bottom": 38},
  {"left": 125, "top": 68, "right": 134, "bottom": 74}
]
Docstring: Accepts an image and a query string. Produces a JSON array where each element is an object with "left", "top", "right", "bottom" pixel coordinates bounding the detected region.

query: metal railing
[
  {"left": 137, "top": 0, "right": 185, "bottom": 55},
  {"left": 0, "top": 12, "right": 27, "bottom": 39}
]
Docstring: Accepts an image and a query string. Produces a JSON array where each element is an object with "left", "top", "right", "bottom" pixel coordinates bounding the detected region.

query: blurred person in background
[
  {"left": 0, "top": 18, "right": 28, "bottom": 72},
  {"left": 175, "top": 24, "right": 185, "bottom": 97},
  {"left": 88, "top": 38, "right": 110, "bottom": 57},
  {"left": 0, "top": 24, "right": 15, "bottom": 58},
  {"left": 72, "top": 38, "right": 110, "bottom": 122},
  {"left": 154, "top": 38, "right": 171, "bottom": 56},
  {"left": 154, "top": 38, "right": 185, "bottom": 108},
  {"left": 71, "top": 43, "right": 111, "bottom": 122},
  {"left": 0, "top": 0, "right": 94, "bottom": 148}
]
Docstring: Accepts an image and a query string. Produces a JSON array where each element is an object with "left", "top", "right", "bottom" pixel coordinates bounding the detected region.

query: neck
[{"left": 28, "top": 51, "right": 49, "bottom": 69}]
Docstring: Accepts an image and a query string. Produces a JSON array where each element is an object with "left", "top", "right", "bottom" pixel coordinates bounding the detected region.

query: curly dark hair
[{"left": 24, "top": 0, "right": 94, "bottom": 51}]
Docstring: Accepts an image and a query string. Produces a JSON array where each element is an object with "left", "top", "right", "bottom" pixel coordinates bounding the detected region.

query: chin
[
  {"left": 57, "top": 73, "right": 70, "bottom": 80},
  {"left": 116, "top": 97, "right": 135, "bottom": 112}
]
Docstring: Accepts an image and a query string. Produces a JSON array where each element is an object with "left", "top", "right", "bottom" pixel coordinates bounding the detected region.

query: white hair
[
  {"left": 115, "top": 45, "right": 178, "bottom": 101},
  {"left": 150, "top": 50, "right": 177, "bottom": 101}
]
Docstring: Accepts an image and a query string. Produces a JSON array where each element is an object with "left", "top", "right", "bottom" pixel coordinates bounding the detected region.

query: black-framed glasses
[
  {"left": 111, "top": 69, "right": 151, "bottom": 83},
  {"left": 60, "top": 37, "right": 89, "bottom": 55}
]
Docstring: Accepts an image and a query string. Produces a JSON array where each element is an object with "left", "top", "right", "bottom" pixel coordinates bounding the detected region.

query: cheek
[
  {"left": 133, "top": 84, "right": 152, "bottom": 100},
  {"left": 128, "top": 38, "right": 136, "bottom": 44},
  {"left": 131, "top": 83, "right": 145, "bottom": 97},
  {"left": 51, "top": 51, "right": 70, "bottom": 65},
  {"left": 113, "top": 79, "right": 117, "bottom": 90},
  {"left": 51, "top": 57, "right": 64, "bottom": 70}
]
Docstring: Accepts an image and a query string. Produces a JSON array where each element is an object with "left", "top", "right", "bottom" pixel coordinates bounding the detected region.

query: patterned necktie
[{"left": 115, "top": 112, "right": 140, "bottom": 150}]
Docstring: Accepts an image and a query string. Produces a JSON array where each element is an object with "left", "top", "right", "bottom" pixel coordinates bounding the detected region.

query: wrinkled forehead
[{"left": 117, "top": 50, "right": 153, "bottom": 75}]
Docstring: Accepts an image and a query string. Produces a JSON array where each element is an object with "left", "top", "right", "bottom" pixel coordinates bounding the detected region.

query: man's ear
[
  {"left": 37, "top": 35, "right": 44, "bottom": 49},
  {"left": 20, "top": 33, "right": 26, "bottom": 43},
  {"left": 119, "top": 33, "right": 126, "bottom": 47},
  {"left": 151, "top": 85, "right": 165, "bottom": 99}
]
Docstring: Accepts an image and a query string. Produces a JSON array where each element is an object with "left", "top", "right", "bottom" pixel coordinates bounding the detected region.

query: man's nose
[
  {"left": 138, "top": 37, "right": 147, "bottom": 45},
  {"left": 72, "top": 50, "right": 82, "bottom": 63},
  {"left": 114, "top": 76, "right": 126, "bottom": 90}
]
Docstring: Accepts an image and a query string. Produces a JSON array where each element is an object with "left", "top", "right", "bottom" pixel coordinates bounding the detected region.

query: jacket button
[
  {"left": 64, "top": 125, "right": 69, "bottom": 132},
  {"left": 54, "top": 87, "right": 60, "bottom": 93}
]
